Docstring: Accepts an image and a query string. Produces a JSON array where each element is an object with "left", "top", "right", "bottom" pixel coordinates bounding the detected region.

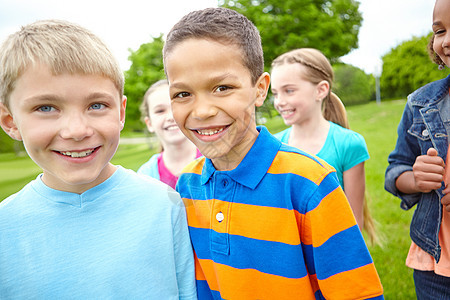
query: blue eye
[
  {"left": 38, "top": 105, "right": 55, "bottom": 112},
  {"left": 90, "top": 103, "right": 105, "bottom": 110}
]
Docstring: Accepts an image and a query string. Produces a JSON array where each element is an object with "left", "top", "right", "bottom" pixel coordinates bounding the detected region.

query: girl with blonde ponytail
[{"left": 271, "top": 48, "right": 378, "bottom": 245}]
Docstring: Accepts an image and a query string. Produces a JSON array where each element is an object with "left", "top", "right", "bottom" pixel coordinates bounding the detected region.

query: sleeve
[
  {"left": 342, "top": 131, "right": 370, "bottom": 172},
  {"left": 303, "top": 171, "right": 384, "bottom": 299},
  {"left": 137, "top": 153, "right": 161, "bottom": 180},
  {"left": 169, "top": 190, "right": 197, "bottom": 300},
  {"left": 273, "top": 128, "right": 291, "bottom": 144},
  {"left": 385, "top": 101, "right": 422, "bottom": 210}
]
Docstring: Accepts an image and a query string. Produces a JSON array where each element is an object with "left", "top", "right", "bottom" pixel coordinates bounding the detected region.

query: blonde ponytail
[{"left": 323, "top": 92, "right": 349, "bottom": 129}]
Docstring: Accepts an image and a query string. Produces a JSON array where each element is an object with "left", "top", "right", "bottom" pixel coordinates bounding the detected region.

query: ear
[
  {"left": 254, "top": 72, "right": 271, "bottom": 107},
  {"left": 119, "top": 96, "right": 127, "bottom": 131},
  {"left": 0, "top": 103, "right": 22, "bottom": 141},
  {"left": 316, "top": 80, "right": 330, "bottom": 102},
  {"left": 144, "top": 116, "right": 155, "bottom": 133}
]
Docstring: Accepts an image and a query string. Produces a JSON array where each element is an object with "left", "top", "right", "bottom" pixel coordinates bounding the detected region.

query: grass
[{"left": 0, "top": 99, "right": 415, "bottom": 298}]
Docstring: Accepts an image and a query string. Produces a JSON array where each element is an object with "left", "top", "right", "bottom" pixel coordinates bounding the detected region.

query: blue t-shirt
[
  {"left": 274, "top": 122, "right": 369, "bottom": 189},
  {"left": 0, "top": 166, "right": 196, "bottom": 299}
]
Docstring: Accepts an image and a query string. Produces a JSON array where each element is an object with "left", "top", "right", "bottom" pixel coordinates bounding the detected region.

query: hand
[{"left": 412, "top": 148, "right": 445, "bottom": 193}]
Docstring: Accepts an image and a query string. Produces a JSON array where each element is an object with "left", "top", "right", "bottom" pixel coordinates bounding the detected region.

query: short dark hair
[{"left": 163, "top": 7, "right": 264, "bottom": 84}]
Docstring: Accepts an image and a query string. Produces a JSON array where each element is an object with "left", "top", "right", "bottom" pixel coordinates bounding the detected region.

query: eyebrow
[
  {"left": 22, "top": 92, "right": 116, "bottom": 105},
  {"left": 170, "top": 73, "right": 239, "bottom": 90},
  {"left": 85, "top": 92, "right": 116, "bottom": 101},
  {"left": 23, "top": 94, "right": 61, "bottom": 104}
]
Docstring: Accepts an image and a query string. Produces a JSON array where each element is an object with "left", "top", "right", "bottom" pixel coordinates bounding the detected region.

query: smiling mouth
[
  {"left": 59, "top": 147, "right": 98, "bottom": 158},
  {"left": 279, "top": 109, "right": 295, "bottom": 116},
  {"left": 195, "top": 127, "right": 227, "bottom": 136},
  {"left": 165, "top": 124, "right": 179, "bottom": 131}
]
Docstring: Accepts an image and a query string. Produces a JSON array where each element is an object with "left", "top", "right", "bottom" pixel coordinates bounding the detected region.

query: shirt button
[
  {"left": 222, "top": 179, "right": 228, "bottom": 187},
  {"left": 216, "top": 212, "right": 224, "bottom": 222},
  {"left": 422, "top": 129, "right": 429, "bottom": 137}
]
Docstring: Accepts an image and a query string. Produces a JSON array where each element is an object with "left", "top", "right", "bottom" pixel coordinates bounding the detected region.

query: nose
[
  {"left": 442, "top": 31, "right": 450, "bottom": 49},
  {"left": 166, "top": 108, "right": 175, "bottom": 122},
  {"left": 273, "top": 93, "right": 286, "bottom": 108},
  {"left": 59, "top": 112, "right": 94, "bottom": 141},
  {"left": 191, "top": 95, "right": 218, "bottom": 120}
]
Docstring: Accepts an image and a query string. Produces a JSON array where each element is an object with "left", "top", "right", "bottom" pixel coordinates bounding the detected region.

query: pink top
[
  {"left": 406, "top": 144, "right": 450, "bottom": 276},
  {"left": 157, "top": 150, "right": 202, "bottom": 190},
  {"left": 406, "top": 207, "right": 450, "bottom": 276}
]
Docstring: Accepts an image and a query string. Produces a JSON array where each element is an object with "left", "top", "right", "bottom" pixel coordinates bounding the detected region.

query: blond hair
[
  {"left": 0, "top": 19, "right": 124, "bottom": 109},
  {"left": 271, "top": 48, "right": 349, "bottom": 129}
]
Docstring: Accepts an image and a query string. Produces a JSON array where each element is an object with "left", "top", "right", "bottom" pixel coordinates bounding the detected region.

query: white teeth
[
  {"left": 166, "top": 125, "right": 179, "bottom": 131},
  {"left": 280, "top": 109, "right": 294, "bottom": 116},
  {"left": 60, "top": 149, "right": 95, "bottom": 158},
  {"left": 196, "top": 127, "right": 225, "bottom": 136}
]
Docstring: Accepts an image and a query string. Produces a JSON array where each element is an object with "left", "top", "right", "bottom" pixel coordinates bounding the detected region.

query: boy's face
[
  {"left": 165, "top": 38, "right": 269, "bottom": 171},
  {"left": 0, "top": 64, "right": 126, "bottom": 193}
]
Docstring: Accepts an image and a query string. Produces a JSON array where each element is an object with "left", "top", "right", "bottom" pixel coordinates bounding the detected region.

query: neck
[
  {"left": 291, "top": 114, "right": 328, "bottom": 138},
  {"left": 289, "top": 116, "right": 329, "bottom": 154}
]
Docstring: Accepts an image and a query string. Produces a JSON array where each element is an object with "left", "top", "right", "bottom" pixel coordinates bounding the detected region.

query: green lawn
[{"left": 0, "top": 99, "right": 415, "bottom": 298}]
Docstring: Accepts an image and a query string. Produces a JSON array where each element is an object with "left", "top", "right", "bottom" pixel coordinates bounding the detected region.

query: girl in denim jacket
[{"left": 385, "top": 0, "right": 450, "bottom": 297}]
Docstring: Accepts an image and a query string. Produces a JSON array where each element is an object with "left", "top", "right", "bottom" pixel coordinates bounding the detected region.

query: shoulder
[
  {"left": 136, "top": 153, "right": 161, "bottom": 178},
  {"left": 116, "top": 167, "right": 182, "bottom": 207},
  {"left": 270, "top": 144, "right": 336, "bottom": 183},
  {"left": 408, "top": 74, "right": 450, "bottom": 105},
  {"left": 273, "top": 127, "right": 291, "bottom": 143},
  {"left": 329, "top": 122, "right": 367, "bottom": 147},
  {"left": 0, "top": 181, "right": 35, "bottom": 225},
  {"left": 0, "top": 179, "right": 35, "bottom": 207},
  {"left": 181, "top": 156, "right": 205, "bottom": 175}
]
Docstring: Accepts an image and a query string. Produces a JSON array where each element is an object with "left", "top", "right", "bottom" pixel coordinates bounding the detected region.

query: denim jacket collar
[{"left": 410, "top": 74, "right": 450, "bottom": 107}]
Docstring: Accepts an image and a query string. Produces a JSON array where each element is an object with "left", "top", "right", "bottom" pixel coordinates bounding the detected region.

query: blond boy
[{"left": 0, "top": 20, "right": 196, "bottom": 299}]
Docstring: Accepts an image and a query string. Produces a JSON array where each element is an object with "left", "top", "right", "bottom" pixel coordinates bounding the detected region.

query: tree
[
  {"left": 381, "top": 33, "right": 450, "bottom": 99},
  {"left": 333, "top": 63, "right": 374, "bottom": 105},
  {"left": 123, "top": 34, "right": 165, "bottom": 132},
  {"left": 219, "top": 0, "right": 362, "bottom": 69}
]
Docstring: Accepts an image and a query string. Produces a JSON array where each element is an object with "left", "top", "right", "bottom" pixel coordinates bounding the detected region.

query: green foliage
[
  {"left": 219, "top": 0, "right": 362, "bottom": 69},
  {"left": 0, "top": 130, "right": 25, "bottom": 154},
  {"left": 381, "top": 33, "right": 450, "bottom": 99},
  {"left": 333, "top": 63, "right": 375, "bottom": 105},
  {"left": 0, "top": 130, "right": 14, "bottom": 153},
  {"left": 123, "top": 34, "right": 166, "bottom": 132}
]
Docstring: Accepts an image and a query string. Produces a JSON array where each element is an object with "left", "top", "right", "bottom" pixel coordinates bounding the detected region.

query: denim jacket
[{"left": 385, "top": 74, "right": 450, "bottom": 263}]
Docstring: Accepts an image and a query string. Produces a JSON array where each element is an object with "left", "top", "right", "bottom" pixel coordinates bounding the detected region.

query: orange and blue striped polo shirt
[{"left": 177, "top": 126, "right": 383, "bottom": 299}]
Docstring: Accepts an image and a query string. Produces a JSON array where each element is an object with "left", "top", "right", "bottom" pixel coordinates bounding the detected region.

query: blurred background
[{"left": 0, "top": 1, "right": 445, "bottom": 298}]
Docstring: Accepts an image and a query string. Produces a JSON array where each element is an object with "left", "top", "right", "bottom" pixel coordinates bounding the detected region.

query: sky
[{"left": 0, "top": 0, "right": 436, "bottom": 75}]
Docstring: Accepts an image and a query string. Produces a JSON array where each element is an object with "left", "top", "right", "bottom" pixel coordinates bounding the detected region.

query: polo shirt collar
[{"left": 200, "top": 126, "right": 281, "bottom": 189}]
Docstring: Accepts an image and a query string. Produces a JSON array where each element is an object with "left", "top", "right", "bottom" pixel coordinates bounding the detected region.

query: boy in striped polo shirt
[{"left": 163, "top": 7, "right": 384, "bottom": 299}]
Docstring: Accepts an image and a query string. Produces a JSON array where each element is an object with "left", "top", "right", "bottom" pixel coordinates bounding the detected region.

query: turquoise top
[{"left": 274, "top": 122, "right": 369, "bottom": 189}]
